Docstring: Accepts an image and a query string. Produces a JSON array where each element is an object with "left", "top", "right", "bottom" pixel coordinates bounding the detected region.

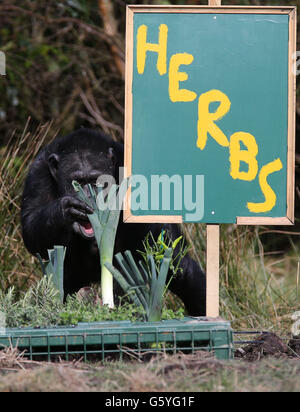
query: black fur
[{"left": 21, "top": 129, "right": 206, "bottom": 315}]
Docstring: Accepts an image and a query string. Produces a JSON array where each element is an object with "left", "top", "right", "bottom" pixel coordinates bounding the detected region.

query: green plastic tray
[{"left": 0, "top": 317, "right": 233, "bottom": 361}]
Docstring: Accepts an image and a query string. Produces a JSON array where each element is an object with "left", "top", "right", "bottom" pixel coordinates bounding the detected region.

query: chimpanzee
[{"left": 21, "top": 128, "right": 206, "bottom": 315}]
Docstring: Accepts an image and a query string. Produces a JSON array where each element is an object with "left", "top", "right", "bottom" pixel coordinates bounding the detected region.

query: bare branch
[{"left": 98, "top": 0, "right": 125, "bottom": 79}]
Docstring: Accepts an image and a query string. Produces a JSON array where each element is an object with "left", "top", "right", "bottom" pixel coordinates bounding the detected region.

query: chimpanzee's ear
[
  {"left": 107, "top": 147, "right": 116, "bottom": 162},
  {"left": 48, "top": 154, "right": 59, "bottom": 181}
]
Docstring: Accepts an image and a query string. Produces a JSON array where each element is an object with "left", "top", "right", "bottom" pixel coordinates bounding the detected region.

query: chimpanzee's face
[
  {"left": 48, "top": 147, "right": 116, "bottom": 239},
  {"left": 58, "top": 150, "right": 115, "bottom": 194}
]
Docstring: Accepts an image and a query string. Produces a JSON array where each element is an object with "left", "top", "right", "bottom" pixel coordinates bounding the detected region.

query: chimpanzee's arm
[
  {"left": 22, "top": 195, "right": 94, "bottom": 258},
  {"left": 21, "top": 149, "right": 93, "bottom": 258},
  {"left": 21, "top": 199, "right": 71, "bottom": 258}
]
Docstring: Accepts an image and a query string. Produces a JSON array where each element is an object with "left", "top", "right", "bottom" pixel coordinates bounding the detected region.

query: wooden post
[
  {"left": 206, "top": 225, "right": 220, "bottom": 317},
  {"left": 206, "top": 0, "right": 221, "bottom": 318}
]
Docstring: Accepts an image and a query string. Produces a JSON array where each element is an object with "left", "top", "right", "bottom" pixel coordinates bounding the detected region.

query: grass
[
  {"left": 184, "top": 224, "right": 300, "bottom": 335},
  {"left": 0, "top": 349, "right": 300, "bottom": 392},
  {"left": 0, "top": 121, "right": 57, "bottom": 293}
]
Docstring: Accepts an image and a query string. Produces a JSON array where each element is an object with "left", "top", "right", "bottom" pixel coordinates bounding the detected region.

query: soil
[
  {"left": 289, "top": 337, "right": 300, "bottom": 356},
  {"left": 235, "top": 332, "right": 300, "bottom": 361}
]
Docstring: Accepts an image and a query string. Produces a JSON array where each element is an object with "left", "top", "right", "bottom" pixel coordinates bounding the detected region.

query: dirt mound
[
  {"left": 236, "top": 333, "right": 290, "bottom": 361},
  {"left": 288, "top": 338, "right": 300, "bottom": 357}
]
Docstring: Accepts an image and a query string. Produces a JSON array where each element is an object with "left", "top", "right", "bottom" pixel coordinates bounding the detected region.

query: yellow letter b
[{"left": 229, "top": 132, "right": 258, "bottom": 181}]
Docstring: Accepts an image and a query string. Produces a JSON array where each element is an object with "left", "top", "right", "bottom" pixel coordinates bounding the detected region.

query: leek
[
  {"left": 37, "top": 245, "right": 66, "bottom": 304},
  {"left": 73, "top": 181, "right": 124, "bottom": 308},
  {"left": 105, "top": 247, "right": 173, "bottom": 321}
]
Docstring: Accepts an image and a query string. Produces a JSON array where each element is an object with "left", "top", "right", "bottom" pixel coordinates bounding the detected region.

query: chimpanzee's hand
[{"left": 59, "top": 196, "right": 94, "bottom": 223}]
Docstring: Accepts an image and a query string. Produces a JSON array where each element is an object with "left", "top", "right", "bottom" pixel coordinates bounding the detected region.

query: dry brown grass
[
  {"left": 0, "top": 343, "right": 43, "bottom": 371},
  {"left": 0, "top": 121, "right": 57, "bottom": 292},
  {"left": 0, "top": 349, "right": 300, "bottom": 392}
]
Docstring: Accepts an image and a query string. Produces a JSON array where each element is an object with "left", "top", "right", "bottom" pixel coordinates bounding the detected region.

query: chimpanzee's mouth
[
  {"left": 73, "top": 221, "right": 95, "bottom": 239},
  {"left": 80, "top": 222, "right": 94, "bottom": 237}
]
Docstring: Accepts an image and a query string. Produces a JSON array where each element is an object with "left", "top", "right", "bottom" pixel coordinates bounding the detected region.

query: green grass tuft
[
  {"left": 183, "top": 224, "right": 300, "bottom": 334},
  {"left": 0, "top": 122, "right": 57, "bottom": 293}
]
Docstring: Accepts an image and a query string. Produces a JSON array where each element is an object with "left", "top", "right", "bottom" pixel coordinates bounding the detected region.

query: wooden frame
[{"left": 124, "top": 5, "right": 297, "bottom": 226}]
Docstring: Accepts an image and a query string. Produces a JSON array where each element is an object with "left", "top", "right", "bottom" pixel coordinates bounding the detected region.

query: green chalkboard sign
[{"left": 124, "top": 5, "right": 296, "bottom": 225}]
